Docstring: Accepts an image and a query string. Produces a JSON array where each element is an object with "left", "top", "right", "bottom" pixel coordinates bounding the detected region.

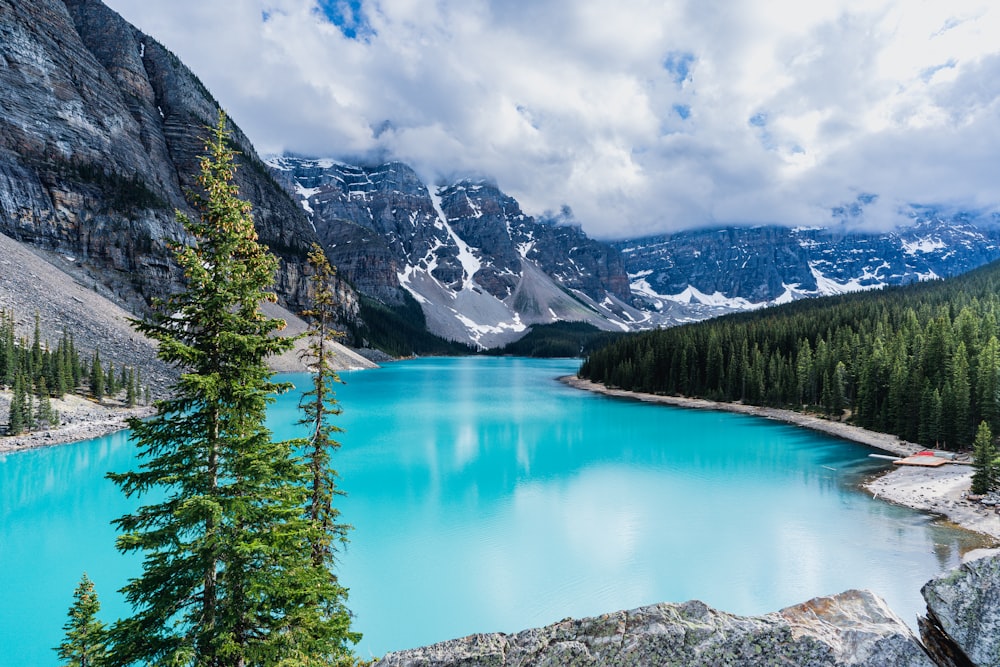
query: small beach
[{"left": 561, "top": 375, "right": 1000, "bottom": 542}]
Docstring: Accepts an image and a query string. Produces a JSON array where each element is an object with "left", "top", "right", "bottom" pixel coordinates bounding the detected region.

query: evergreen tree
[
  {"left": 578, "top": 257, "right": 1000, "bottom": 448},
  {"left": 36, "top": 376, "right": 55, "bottom": 429},
  {"left": 125, "top": 369, "right": 136, "bottom": 408},
  {"left": 972, "top": 421, "right": 998, "bottom": 495},
  {"left": 70, "top": 333, "right": 82, "bottom": 389},
  {"left": 8, "top": 371, "right": 25, "bottom": 435},
  {"left": 23, "top": 374, "right": 36, "bottom": 432},
  {"left": 90, "top": 350, "right": 104, "bottom": 402},
  {"left": 53, "top": 335, "right": 69, "bottom": 398},
  {"left": 105, "top": 361, "right": 117, "bottom": 396},
  {"left": 951, "top": 342, "right": 972, "bottom": 448},
  {"left": 294, "top": 244, "right": 359, "bottom": 659},
  {"left": 31, "top": 311, "right": 42, "bottom": 378},
  {"left": 1, "top": 310, "right": 14, "bottom": 388},
  {"left": 106, "top": 114, "right": 346, "bottom": 667},
  {"left": 55, "top": 572, "right": 107, "bottom": 667},
  {"left": 977, "top": 336, "right": 1000, "bottom": 433}
]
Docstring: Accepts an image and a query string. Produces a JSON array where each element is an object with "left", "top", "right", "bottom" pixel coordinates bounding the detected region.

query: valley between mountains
[{"left": 5, "top": 1, "right": 1000, "bottom": 358}]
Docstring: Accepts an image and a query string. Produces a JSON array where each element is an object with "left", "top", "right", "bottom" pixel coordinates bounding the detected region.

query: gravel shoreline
[
  {"left": 560, "top": 375, "right": 1000, "bottom": 542},
  {"left": 0, "top": 392, "right": 154, "bottom": 454}
]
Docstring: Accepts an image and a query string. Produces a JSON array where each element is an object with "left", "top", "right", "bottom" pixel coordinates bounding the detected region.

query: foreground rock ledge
[{"left": 373, "top": 589, "right": 933, "bottom": 667}]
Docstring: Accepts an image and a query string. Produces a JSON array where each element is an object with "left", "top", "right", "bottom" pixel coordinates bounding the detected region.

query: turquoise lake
[{"left": 0, "top": 356, "right": 988, "bottom": 663}]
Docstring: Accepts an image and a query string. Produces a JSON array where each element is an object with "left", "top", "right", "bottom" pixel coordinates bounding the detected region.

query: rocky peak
[
  {"left": 438, "top": 179, "right": 632, "bottom": 304},
  {"left": 270, "top": 158, "right": 459, "bottom": 306},
  {"left": 438, "top": 180, "right": 525, "bottom": 300},
  {"left": 271, "top": 156, "right": 639, "bottom": 347}
]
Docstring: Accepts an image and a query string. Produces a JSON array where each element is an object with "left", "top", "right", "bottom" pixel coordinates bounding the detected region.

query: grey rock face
[
  {"left": 921, "top": 555, "right": 1000, "bottom": 666},
  {"left": 439, "top": 181, "right": 632, "bottom": 304},
  {"left": 283, "top": 159, "right": 458, "bottom": 306},
  {"left": 270, "top": 158, "right": 637, "bottom": 346},
  {"left": 373, "top": 590, "right": 932, "bottom": 667},
  {"left": 0, "top": 0, "right": 353, "bottom": 318}
]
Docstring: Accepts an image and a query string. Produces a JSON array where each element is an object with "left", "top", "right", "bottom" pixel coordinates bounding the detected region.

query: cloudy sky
[{"left": 102, "top": 0, "right": 1000, "bottom": 239}]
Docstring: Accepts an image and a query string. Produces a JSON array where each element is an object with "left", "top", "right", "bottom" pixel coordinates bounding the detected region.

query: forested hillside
[{"left": 580, "top": 260, "right": 1000, "bottom": 450}]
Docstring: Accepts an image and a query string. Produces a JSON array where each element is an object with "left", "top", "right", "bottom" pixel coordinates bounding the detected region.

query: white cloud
[{"left": 103, "top": 0, "right": 1000, "bottom": 238}]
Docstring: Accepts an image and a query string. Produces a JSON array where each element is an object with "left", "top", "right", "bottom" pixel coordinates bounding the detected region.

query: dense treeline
[
  {"left": 581, "top": 260, "right": 1000, "bottom": 451},
  {"left": 1, "top": 310, "right": 147, "bottom": 435},
  {"left": 489, "top": 321, "right": 626, "bottom": 357},
  {"left": 349, "top": 293, "right": 477, "bottom": 356}
]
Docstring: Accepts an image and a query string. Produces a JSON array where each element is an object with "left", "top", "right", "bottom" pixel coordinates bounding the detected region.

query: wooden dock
[{"left": 893, "top": 452, "right": 951, "bottom": 467}]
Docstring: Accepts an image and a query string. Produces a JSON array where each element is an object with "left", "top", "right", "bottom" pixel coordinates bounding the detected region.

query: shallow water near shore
[{"left": 0, "top": 357, "right": 990, "bottom": 663}]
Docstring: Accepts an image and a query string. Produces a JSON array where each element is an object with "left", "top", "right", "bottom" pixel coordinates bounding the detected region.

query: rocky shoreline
[{"left": 560, "top": 375, "right": 1000, "bottom": 542}]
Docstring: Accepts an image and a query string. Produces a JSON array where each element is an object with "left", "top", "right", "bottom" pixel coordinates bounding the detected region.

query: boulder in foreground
[
  {"left": 373, "top": 589, "right": 932, "bottom": 667},
  {"left": 920, "top": 554, "right": 1000, "bottom": 667}
]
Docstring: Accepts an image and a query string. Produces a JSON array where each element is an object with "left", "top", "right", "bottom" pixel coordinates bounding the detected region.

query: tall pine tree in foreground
[
  {"left": 106, "top": 114, "right": 351, "bottom": 666},
  {"left": 292, "top": 244, "right": 359, "bottom": 661},
  {"left": 55, "top": 572, "right": 107, "bottom": 667}
]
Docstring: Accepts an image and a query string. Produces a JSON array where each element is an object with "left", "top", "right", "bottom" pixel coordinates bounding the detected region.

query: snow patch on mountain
[
  {"left": 809, "top": 263, "right": 886, "bottom": 295},
  {"left": 444, "top": 220, "right": 481, "bottom": 289},
  {"left": 902, "top": 237, "right": 946, "bottom": 255}
]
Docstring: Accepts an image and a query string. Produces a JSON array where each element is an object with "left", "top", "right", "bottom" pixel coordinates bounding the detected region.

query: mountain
[
  {"left": 619, "top": 212, "right": 1000, "bottom": 323},
  {"left": 0, "top": 0, "right": 355, "bottom": 319},
  {"left": 268, "top": 157, "right": 645, "bottom": 348}
]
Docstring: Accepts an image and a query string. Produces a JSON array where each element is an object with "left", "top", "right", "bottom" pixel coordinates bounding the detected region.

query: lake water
[{"left": 0, "top": 356, "right": 988, "bottom": 663}]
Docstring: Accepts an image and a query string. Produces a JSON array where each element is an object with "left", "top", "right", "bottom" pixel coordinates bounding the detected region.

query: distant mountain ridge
[{"left": 618, "top": 213, "right": 1000, "bottom": 323}]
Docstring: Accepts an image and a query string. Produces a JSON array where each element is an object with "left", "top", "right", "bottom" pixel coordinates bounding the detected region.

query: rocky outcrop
[
  {"left": 374, "top": 555, "right": 1000, "bottom": 667},
  {"left": 920, "top": 555, "right": 1000, "bottom": 667},
  {"left": 0, "top": 0, "right": 356, "bottom": 320},
  {"left": 373, "top": 590, "right": 933, "bottom": 667}
]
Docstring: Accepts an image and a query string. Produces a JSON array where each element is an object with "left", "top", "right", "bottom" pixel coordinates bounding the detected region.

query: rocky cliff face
[
  {"left": 269, "top": 157, "right": 641, "bottom": 348},
  {"left": 439, "top": 181, "right": 632, "bottom": 304},
  {"left": 373, "top": 553, "right": 1000, "bottom": 667},
  {"left": 0, "top": 0, "right": 354, "bottom": 319}
]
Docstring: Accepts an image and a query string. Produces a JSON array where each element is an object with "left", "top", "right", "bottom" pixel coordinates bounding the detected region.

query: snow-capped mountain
[
  {"left": 268, "top": 157, "right": 644, "bottom": 348},
  {"left": 620, "top": 212, "right": 1000, "bottom": 323},
  {"left": 271, "top": 156, "right": 1000, "bottom": 345}
]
